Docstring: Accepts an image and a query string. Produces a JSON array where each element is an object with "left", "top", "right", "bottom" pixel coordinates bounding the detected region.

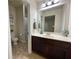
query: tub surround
[{"left": 32, "top": 32, "right": 71, "bottom": 42}]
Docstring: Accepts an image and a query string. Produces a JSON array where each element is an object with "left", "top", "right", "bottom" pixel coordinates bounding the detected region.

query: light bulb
[
  {"left": 41, "top": 3, "right": 46, "bottom": 8},
  {"left": 54, "top": 0, "right": 60, "bottom": 3},
  {"left": 47, "top": 1, "right": 52, "bottom": 6}
]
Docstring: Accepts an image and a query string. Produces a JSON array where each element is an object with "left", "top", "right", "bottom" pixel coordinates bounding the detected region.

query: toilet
[
  {"left": 12, "top": 37, "right": 18, "bottom": 45},
  {"left": 11, "top": 30, "right": 18, "bottom": 45}
]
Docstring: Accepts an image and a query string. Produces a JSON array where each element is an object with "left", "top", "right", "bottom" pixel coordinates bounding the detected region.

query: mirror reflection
[
  {"left": 33, "top": 0, "right": 70, "bottom": 37},
  {"left": 41, "top": 5, "right": 64, "bottom": 33}
]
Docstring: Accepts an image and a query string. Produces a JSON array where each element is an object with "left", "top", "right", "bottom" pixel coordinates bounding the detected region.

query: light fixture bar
[
  {"left": 40, "top": 2, "right": 64, "bottom": 11},
  {"left": 53, "top": 0, "right": 60, "bottom": 3}
]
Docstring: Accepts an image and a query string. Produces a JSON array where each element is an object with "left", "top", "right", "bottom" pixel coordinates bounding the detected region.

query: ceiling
[{"left": 9, "top": 0, "right": 57, "bottom": 7}]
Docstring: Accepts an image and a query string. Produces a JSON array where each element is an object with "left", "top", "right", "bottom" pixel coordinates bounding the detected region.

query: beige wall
[
  {"left": 15, "top": 5, "right": 23, "bottom": 35},
  {"left": 9, "top": 3, "right": 23, "bottom": 36},
  {"left": 64, "top": 0, "right": 71, "bottom": 31},
  {"left": 9, "top": 3, "right": 25, "bottom": 41},
  {"left": 30, "top": 0, "right": 38, "bottom": 33},
  {"left": 42, "top": 6, "right": 64, "bottom": 33},
  {"left": 9, "top": 3, "right": 16, "bottom": 35}
]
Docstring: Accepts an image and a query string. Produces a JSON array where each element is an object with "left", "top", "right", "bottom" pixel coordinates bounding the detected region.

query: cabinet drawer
[{"left": 44, "top": 38, "right": 71, "bottom": 49}]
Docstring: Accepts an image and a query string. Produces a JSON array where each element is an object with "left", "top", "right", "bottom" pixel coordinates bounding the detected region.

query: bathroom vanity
[
  {"left": 32, "top": 33, "right": 71, "bottom": 59},
  {"left": 32, "top": 0, "right": 71, "bottom": 59}
]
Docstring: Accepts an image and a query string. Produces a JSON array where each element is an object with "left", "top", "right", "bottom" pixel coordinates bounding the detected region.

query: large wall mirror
[
  {"left": 44, "top": 15, "right": 55, "bottom": 32},
  {"left": 37, "top": 0, "right": 71, "bottom": 37},
  {"left": 40, "top": 5, "right": 64, "bottom": 33}
]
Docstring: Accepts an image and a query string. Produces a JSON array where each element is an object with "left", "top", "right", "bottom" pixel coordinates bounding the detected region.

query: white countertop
[{"left": 32, "top": 33, "right": 71, "bottom": 42}]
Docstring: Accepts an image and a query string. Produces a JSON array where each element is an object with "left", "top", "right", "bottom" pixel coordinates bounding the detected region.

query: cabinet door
[
  {"left": 32, "top": 36, "right": 37, "bottom": 51},
  {"left": 65, "top": 47, "right": 71, "bottom": 59},
  {"left": 32, "top": 36, "right": 44, "bottom": 54},
  {"left": 32, "top": 37, "right": 40, "bottom": 52},
  {"left": 32, "top": 36, "right": 71, "bottom": 59},
  {"left": 47, "top": 45, "right": 66, "bottom": 59}
]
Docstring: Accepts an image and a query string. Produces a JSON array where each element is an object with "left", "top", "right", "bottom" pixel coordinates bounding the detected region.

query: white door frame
[{"left": 23, "top": 1, "right": 32, "bottom": 54}]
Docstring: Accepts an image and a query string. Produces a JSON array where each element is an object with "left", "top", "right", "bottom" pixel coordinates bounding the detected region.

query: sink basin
[
  {"left": 42, "top": 33, "right": 64, "bottom": 38},
  {"left": 32, "top": 33, "right": 71, "bottom": 42}
]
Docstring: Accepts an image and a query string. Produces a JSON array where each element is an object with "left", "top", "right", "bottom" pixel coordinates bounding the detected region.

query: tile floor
[{"left": 12, "top": 41, "right": 46, "bottom": 59}]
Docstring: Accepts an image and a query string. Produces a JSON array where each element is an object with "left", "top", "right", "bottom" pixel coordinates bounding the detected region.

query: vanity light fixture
[
  {"left": 53, "top": 0, "right": 60, "bottom": 3},
  {"left": 41, "top": 3, "right": 46, "bottom": 8},
  {"left": 47, "top": 1, "right": 52, "bottom": 6},
  {"left": 41, "top": 0, "right": 60, "bottom": 8}
]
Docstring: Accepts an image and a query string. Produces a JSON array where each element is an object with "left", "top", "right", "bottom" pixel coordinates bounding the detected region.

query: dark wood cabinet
[{"left": 32, "top": 36, "right": 71, "bottom": 59}]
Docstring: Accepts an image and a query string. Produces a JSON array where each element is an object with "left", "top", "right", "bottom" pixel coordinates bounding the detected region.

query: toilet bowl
[
  {"left": 11, "top": 31, "right": 18, "bottom": 45},
  {"left": 12, "top": 37, "right": 18, "bottom": 45}
]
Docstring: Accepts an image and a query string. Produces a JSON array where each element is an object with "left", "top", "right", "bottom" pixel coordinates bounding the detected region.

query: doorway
[{"left": 8, "top": 0, "right": 30, "bottom": 59}]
